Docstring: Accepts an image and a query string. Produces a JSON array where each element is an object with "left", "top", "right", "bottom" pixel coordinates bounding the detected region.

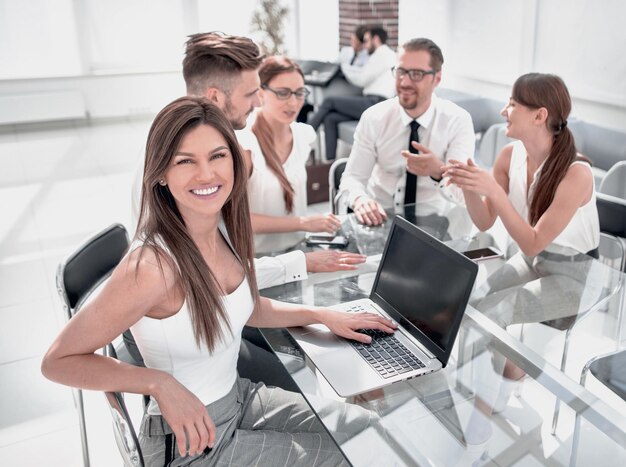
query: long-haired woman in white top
[
  {"left": 242, "top": 57, "right": 350, "bottom": 253},
  {"left": 443, "top": 73, "right": 599, "bottom": 411},
  {"left": 445, "top": 73, "right": 598, "bottom": 257},
  {"left": 42, "top": 97, "right": 395, "bottom": 465}
]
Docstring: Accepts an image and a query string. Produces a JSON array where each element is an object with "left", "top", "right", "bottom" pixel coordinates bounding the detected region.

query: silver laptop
[{"left": 289, "top": 216, "right": 478, "bottom": 397}]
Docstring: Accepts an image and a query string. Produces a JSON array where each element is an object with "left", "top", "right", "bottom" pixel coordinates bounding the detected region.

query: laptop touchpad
[{"left": 289, "top": 327, "right": 345, "bottom": 355}]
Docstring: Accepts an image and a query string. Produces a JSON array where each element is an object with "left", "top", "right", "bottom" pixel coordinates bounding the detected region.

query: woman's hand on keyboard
[{"left": 319, "top": 310, "right": 397, "bottom": 344}]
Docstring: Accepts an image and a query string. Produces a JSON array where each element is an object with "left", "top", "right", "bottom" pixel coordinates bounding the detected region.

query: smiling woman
[
  {"left": 41, "top": 96, "right": 396, "bottom": 466},
  {"left": 238, "top": 55, "right": 342, "bottom": 254},
  {"left": 162, "top": 125, "right": 235, "bottom": 222}
]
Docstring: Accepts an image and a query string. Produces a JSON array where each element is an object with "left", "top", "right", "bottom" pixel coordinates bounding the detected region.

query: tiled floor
[{"left": 0, "top": 117, "right": 624, "bottom": 466}]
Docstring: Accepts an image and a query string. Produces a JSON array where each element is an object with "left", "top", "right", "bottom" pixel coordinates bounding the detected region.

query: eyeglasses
[
  {"left": 262, "top": 85, "right": 310, "bottom": 100},
  {"left": 391, "top": 66, "right": 436, "bottom": 82}
]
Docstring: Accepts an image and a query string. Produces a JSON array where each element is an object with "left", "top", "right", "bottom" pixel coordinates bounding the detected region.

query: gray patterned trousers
[{"left": 139, "top": 377, "right": 349, "bottom": 467}]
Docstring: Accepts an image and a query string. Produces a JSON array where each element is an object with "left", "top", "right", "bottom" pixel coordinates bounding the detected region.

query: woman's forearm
[
  {"left": 246, "top": 297, "right": 322, "bottom": 328},
  {"left": 463, "top": 190, "right": 497, "bottom": 231},
  {"left": 251, "top": 213, "right": 304, "bottom": 234},
  {"left": 41, "top": 351, "right": 171, "bottom": 398},
  {"left": 490, "top": 193, "right": 543, "bottom": 256}
]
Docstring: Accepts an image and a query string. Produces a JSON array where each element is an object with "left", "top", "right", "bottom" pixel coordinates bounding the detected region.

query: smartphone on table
[
  {"left": 305, "top": 233, "right": 349, "bottom": 247},
  {"left": 463, "top": 246, "right": 503, "bottom": 261}
]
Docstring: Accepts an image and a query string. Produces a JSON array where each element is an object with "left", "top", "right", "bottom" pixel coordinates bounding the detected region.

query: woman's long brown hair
[
  {"left": 512, "top": 73, "right": 590, "bottom": 226},
  {"left": 252, "top": 56, "right": 305, "bottom": 213},
  {"left": 136, "top": 96, "right": 259, "bottom": 352}
]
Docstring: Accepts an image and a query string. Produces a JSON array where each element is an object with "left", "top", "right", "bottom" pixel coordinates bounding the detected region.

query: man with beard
[{"left": 339, "top": 38, "right": 475, "bottom": 226}]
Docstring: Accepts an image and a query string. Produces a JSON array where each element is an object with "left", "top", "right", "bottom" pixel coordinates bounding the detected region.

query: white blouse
[
  {"left": 507, "top": 141, "right": 600, "bottom": 254},
  {"left": 238, "top": 118, "right": 316, "bottom": 254},
  {"left": 130, "top": 225, "right": 254, "bottom": 415}
]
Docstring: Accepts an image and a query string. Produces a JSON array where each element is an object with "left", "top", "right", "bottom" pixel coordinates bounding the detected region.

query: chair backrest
[
  {"left": 57, "top": 223, "right": 130, "bottom": 319},
  {"left": 328, "top": 158, "right": 348, "bottom": 214},
  {"left": 588, "top": 348, "right": 626, "bottom": 401},
  {"left": 104, "top": 344, "right": 145, "bottom": 467},
  {"left": 458, "top": 97, "right": 506, "bottom": 135},
  {"left": 599, "top": 161, "right": 626, "bottom": 199},
  {"left": 569, "top": 121, "right": 626, "bottom": 172},
  {"left": 597, "top": 192, "right": 626, "bottom": 240},
  {"left": 475, "top": 123, "right": 515, "bottom": 168},
  {"left": 598, "top": 232, "right": 626, "bottom": 273},
  {"left": 337, "top": 120, "right": 358, "bottom": 146}
]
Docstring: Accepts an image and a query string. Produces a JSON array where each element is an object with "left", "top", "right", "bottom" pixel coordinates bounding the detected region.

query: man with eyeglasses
[
  {"left": 130, "top": 32, "right": 364, "bottom": 392},
  {"left": 308, "top": 25, "right": 396, "bottom": 160},
  {"left": 339, "top": 38, "right": 475, "bottom": 226}
]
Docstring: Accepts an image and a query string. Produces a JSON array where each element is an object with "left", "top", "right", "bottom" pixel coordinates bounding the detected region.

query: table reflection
[{"left": 258, "top": 200, "right": 626, "bottom": 466}]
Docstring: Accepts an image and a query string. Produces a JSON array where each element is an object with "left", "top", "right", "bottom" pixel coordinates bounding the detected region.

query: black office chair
[
  {"left": 56, "top": 223, "right": 130, "bottom": 467},
  {"left": 571, "top": 348, "right": 626, "bottom": 466},
  {"left": 328, "top": 158, "right": 348, "bottom": 214},
  {"left": 58, "top": 223, "right": 130, "bottom": 319},
  {"left": 104, "top": 343, "right": 145, "bottom": 467},
  {"left": 597, "top": 192, "right": 626, "bottom": 245}
]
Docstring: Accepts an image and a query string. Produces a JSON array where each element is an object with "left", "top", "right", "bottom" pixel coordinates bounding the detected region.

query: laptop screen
[{"left": 371, "top": 216, "right": 477, "bottom": 364}]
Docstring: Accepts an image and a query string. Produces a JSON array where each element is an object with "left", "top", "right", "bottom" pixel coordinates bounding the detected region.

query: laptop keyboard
[{"left": 346, "top": 305, "right": 426, "bottom": 379}]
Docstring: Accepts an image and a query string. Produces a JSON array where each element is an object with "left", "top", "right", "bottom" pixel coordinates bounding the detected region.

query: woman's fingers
[
  {"left": 351, "top": 313, "right": 397, "bottom": 332},
  {"left": 156, "top": 379, "right": 216, "bottom": 458},
  {"left": 347, "top": 330, "right": 373, "bottom": 344},
  {"left": 204, "top": 412, "right": 216, "bottom": 449},
  {"left": 194, "top": 420, "right": 210, "bottom": 455},
  {"left": 186, "top": 424, "right": 200, "bottom": 456},
  {"left": 363, "top": 319, "right": 397, "bottom": 334},
  {"left": 173, "top": 424, "right": 189, "bottom": 457},
  {"left": 173, "top": 415, "right": 215, "bottom": 458},
  {"left": 360, "top": 316, "right": 397, "bottom": 333}
]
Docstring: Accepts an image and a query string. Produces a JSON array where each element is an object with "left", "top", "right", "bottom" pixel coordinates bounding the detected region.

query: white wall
[
  {"left": 399, "top": 0, "right": 626, "bottom": 132},
  {"left": 0, "top": 0, "right": 343, "bottom": 124},
  {"left": 1, "top": 0, "right": 624, "bottom": 131}
]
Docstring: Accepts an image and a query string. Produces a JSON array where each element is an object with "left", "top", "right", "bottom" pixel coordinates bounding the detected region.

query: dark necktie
[{"left": 404, "top": 120, "right": 420, "bottom": 205}]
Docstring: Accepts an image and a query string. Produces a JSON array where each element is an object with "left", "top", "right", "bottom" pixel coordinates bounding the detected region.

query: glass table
[
  {"left": 259, "top": 202, "right": 626, "bottom": 466},
  {"left": 260, "top": 270, "right": 626, "bottom": 466}
]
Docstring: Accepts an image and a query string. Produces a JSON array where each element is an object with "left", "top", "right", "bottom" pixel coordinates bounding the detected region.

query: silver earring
[{"left": 158, "top": 179, "right": 166, "bottom": 186}]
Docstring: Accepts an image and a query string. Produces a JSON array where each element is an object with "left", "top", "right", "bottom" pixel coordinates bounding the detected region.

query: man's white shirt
[{"left": 339, "top": 95, "right": 475, "bottom": 211}]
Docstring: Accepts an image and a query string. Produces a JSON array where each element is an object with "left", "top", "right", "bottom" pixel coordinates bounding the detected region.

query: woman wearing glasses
[{"left": 239, "top": 56, "right": 347, "bottom": 255}]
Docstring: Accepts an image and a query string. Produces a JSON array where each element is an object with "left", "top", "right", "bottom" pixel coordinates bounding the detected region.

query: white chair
[
  {"left": 475, "top": 123, "right": 515, "bottom": 168},
  {"left": 599, "top": 160, "right": 626, "bottom": 200},
  {"left": 328, "top": 158, "right": 349, "bottom": 214}
]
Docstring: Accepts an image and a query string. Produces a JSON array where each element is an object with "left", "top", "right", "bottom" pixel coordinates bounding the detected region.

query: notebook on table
[{"left": 289, "top": 216, "right": 478, "bottom": 397}]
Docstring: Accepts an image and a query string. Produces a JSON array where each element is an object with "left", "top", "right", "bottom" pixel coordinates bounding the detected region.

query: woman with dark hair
[
  {"left": 42, "top": 96, "right": 395, "bottom": 465},
  {"left": 239, "top": 56, "right": 347, "bottom": 254},
  {"left": 445, "top": 73, "right": 598, "bottom": 256},
  {"left": 443, "top": 73, "right": 599, "bottom": 410}
]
